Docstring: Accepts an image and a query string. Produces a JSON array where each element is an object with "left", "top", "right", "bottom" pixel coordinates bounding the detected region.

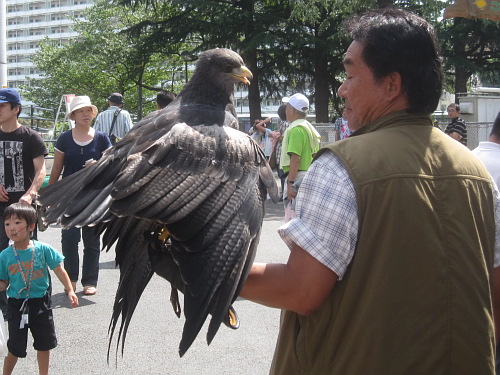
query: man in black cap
[
  {"left": 0, "top": 88, "right": 48, "bottom": 317},
  {"left": 94, "top": 93, "right": 133, "bottom": 144}
]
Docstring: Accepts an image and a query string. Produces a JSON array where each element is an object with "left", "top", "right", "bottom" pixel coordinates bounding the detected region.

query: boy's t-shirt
[{"left": 0, "top": 240, "right": 64, "bottom": 299}]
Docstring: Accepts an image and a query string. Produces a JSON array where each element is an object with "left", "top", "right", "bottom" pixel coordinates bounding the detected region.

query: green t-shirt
[{"left": 282, "top": 126, "right": 318, "bottom": 173}]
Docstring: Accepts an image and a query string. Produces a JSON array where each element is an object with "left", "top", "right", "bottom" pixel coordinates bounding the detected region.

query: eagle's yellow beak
[{"left": 229, "top": 65, "right": 253, "bottom": 85}]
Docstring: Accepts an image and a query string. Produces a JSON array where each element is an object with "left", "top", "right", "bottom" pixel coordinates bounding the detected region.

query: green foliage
[
  {"left": 22, "top": 0, "right": 186, "bottom": 120},
  {"left": 439, "top": 15, "right": 500, "bottom": 93},
  {"left": 24, "top": 0, "right": 499, "bottom": 124}
]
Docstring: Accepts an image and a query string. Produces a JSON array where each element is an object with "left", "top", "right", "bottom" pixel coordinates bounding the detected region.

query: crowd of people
[{"left": 0, "top": 7, "right": 499, "bottom": 375}]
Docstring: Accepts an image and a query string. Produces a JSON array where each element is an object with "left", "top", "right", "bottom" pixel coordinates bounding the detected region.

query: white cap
[{"left": 283, "top": 93, "right": 309, "bottom": 112}]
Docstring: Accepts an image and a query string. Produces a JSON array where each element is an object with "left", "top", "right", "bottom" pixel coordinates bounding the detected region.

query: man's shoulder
[
  {"left": 1, "top": 125, "right": 44, "bottom": 141},
  {"left": 288, "top": 123, "right": 310, "bottom": 136}
]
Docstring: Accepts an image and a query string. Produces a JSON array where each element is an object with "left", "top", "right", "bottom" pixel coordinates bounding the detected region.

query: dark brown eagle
[{"left": 38, "top": 48, "right": 278, "bottom": 357}]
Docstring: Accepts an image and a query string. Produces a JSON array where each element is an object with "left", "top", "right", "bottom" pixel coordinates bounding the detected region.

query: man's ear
[{"left": 385, "top": 72, "right": 403, "bottom": 101}]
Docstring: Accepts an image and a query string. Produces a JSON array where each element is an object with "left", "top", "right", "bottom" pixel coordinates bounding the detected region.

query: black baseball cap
[{"left": 107, "top": 93, "right": 124, "bottom": 105}]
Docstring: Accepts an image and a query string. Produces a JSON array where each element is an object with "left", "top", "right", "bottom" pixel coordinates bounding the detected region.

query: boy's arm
[
  {"left": 53, "top": 265, "right": 79, "bottom": 307},
  {"left": 0, "top": 280, "right": 8, "bottom": 291}
]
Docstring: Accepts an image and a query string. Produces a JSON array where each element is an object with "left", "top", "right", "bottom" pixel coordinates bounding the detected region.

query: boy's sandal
[{"left": 83, "top": 286, "right": 97, "bottom": 295}]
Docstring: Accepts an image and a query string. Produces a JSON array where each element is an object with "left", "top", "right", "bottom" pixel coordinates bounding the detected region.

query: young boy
[{"left": 0, "top": 203, "right": 78, "bottom": 375}]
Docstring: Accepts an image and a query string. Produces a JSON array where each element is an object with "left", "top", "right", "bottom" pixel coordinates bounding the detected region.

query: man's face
[
  {"left": 447, "top": 106, "right": 459, "bottom": 119},
  {"left": 0, "top": 102, "right": 18, "bottom": 125},
  {"left": 337, "top": 41, "right": 389, "bottom": 132}
]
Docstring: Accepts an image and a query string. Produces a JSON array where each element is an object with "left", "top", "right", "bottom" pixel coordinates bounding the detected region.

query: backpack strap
[{"left": 108, "top": 108, "right": 122, "bottom": 137}]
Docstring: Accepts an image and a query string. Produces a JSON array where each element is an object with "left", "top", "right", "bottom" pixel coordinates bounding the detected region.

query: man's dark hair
[
  {"left": 447, "top": 103, "right": 460, "bottom": 112},
  {"left": 3, "top": 203, "right": 37, "bottom": 227},
  {"left": 344, "top": 8, "right": 443, "bottom": 114},
  {"left": 9, "top": 103, "right": 22, "bottom": 118},
  {"left": 277, "top": 104, "right": 287, "bottom": 121},
  {"left": 491, "top": 111, "right": 500, "bottom": 138},
  {"left": 157, "top": 90, "right": 176, "bottom": 109}
]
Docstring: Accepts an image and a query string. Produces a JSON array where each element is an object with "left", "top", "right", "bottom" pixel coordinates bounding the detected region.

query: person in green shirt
[{"left": 280, "top": 93, "right": 320, "bottom": 220}]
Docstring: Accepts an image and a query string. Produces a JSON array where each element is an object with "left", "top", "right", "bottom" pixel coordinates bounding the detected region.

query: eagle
[{"left": 38, "top": 48, "right": 279, "bottom": 357}]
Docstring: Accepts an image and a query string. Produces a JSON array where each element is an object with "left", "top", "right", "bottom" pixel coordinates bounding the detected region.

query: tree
[
  {"left": 439, "top": 16, "right": 500, "bottom": 95},
  {"left": 23, "top": 0, "right": 184, "bottom": 120},
  {"left": 114, "top": 0, "right": 295, "bottom": 122}
]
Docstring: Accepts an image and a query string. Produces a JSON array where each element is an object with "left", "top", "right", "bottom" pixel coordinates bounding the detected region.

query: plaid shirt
[{"left": 278, "top": 151, "right": 500, "bottom": 279}]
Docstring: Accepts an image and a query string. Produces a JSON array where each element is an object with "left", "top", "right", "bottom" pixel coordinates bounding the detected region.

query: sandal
[
  {"left": 65, "top": 281, "right": 77, "bottom": 294},
  {"left": 83, "top": 286, "right": 97, "bottom": 295}
]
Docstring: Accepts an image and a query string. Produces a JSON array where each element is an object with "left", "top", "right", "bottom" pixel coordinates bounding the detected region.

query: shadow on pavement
[{"left": 51, "top": 291, "right": 97, "bottom": 309}]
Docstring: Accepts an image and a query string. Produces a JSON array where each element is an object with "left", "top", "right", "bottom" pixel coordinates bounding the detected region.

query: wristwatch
[{"left": 287, "top": 180, "right": 295, "bottom": 184}]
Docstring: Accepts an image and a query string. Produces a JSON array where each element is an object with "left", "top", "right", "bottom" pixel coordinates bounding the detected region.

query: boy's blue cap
[{"left": 0, "top": 88, "right": 21, "bottom": 105}]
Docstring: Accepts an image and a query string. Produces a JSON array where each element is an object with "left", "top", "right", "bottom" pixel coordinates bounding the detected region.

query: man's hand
[
  {"left": 18, "top": 193, "right": 35, "bottom": 205},
  {"left": 0, "top": 185, "right": 8, "bottom": 203},
  {"left": 287, "top": 182, "right": 297, "bottom": 200}
]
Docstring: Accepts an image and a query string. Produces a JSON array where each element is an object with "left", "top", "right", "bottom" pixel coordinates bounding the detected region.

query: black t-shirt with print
[{"left": 0, "top": 126, "right": 48, "bottom": 205}]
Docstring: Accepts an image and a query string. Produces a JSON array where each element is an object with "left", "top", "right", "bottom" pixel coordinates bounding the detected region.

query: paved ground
[{"left": 8, "top": 201, "right": 288, "bottom": 375}]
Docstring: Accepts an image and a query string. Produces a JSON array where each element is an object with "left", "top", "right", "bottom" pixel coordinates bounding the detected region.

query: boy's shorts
[{"left": 7, "top": 294, "right": 57, "bottom": 358}]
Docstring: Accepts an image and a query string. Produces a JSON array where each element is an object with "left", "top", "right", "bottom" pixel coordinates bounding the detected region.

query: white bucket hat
[
  {"left": 283, "top": 93, "right": 309, "bottom": 113},
  {"left": 66, "top": 96, "right": 98, "bottom": 119}
]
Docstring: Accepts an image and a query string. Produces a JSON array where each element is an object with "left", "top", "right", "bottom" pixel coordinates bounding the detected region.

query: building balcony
[{"left": 6, "top": 4, "right": 92, "bottom": 18}]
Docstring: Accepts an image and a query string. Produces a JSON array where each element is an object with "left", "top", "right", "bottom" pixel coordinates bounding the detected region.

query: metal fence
[
  {"left": 436, "top": 122, "right": 493, "bottom": 151},
  {"left": 313, "top": 121, "right": 493, "bottom": 151}
]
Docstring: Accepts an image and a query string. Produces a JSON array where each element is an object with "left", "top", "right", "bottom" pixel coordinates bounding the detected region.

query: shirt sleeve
[
  {"left": 123, "top": 111, "right": 133, "bottom": 131},
  {"left": 98, "top": 131, "right": 112, "bottom": 151},
  {"left": 0, "top": 252, "right": 9, "bottom": 280},
  {"left": 278, "top": 151, "right": 359, "bottom": 279},
  {"left": 41, "top": 243, "right": 64, "bottom": 270},
  {"left": 286, "top": 127, "right": 305, "bottom": 157},
  {"left": 30, "top": 130, "right": 48, "bottom": 158},
  {"left": 54, "top": 131, "right": 68, "bottom": 153}
]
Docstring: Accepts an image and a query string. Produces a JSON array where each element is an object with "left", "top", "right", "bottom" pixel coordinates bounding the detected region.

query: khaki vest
[{"left": 270, "top": 111, "right": 496, "bottom": 375}]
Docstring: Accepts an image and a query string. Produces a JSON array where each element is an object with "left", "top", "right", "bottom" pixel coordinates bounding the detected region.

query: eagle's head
[{"left": 181, "top": 49, "right": 253, "bottom": 107}]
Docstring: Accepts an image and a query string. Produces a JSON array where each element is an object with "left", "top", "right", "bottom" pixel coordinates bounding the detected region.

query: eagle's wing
[{"left": 39, "top": 105, "right": 278, "bottom": 356}]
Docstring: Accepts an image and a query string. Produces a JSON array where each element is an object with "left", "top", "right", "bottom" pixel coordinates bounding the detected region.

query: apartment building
[{"left": 6, "top": 0, "right": 94, "bottom": 88}]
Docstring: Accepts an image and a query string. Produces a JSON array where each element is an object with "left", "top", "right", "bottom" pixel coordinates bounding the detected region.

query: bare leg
[
  {"left": 3, "top": 352, "right": 18, "bottom": 375},
  {"left": 37, "top": 350, "right": 49, "bottom": 375}
]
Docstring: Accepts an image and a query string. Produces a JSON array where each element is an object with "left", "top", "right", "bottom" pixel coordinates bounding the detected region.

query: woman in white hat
[{"left": 48, "top": 96, "right": 112, "bottom": 296}]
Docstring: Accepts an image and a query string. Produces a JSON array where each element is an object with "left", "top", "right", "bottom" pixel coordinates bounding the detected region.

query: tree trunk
[
  {"left": 244, "top": 49, "right": 262, "bottom": 123},
  {"left": 453, "top": 18, "right": 470, "bottom": 100},
  {"left": 455, "top": 65, "right": 469, "bottom": 100},
  {"left": 137, "top": 70, "right": 143, "bottom": 121},
  {"left": 314, "top": 47, "right": 330, "bottom": 123}
]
